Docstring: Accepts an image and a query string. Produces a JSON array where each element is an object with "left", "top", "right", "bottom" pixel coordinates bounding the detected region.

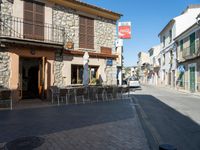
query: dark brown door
[{"left": 24, "top": 0, "right": 44, "bottom": 40}]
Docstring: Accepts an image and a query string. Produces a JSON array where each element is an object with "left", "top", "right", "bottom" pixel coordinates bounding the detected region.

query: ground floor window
[{"left": 71, "top": 65, "right": 99, "bottom": 84}]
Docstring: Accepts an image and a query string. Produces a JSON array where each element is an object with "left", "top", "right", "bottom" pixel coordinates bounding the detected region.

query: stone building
[
  {"left": 137, "top": 52, "right": 149, "bottom": 84},
  {"left": 0, "top": 0, "right": 121, "bottom": 101},
  {"left": 175, "top": 21, "right": 200, "bottom": 93}
]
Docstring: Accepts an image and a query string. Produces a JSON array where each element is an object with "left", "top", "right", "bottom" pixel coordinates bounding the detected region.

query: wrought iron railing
[
  {"left": 0, "top": 13, "right": 69, "bottom": 44},
  {"left": 182, "top": 42, "right": 200, "bottom": 59}
]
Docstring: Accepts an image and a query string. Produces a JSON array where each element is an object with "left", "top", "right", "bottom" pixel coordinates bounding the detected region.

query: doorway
[
  {"left": 19, "top": 57, "right": 46, "bottom": 99},
  {"left": 189, "top": 65, "right": 196, "bottom": 92}
]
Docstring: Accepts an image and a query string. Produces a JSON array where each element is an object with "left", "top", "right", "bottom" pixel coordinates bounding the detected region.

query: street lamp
[{"left": 196, "top": 13, "right": 200, "bottom": 26}]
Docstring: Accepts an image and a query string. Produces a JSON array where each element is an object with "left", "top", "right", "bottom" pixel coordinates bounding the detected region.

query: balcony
[
  {"left": 0, "top": 13, "right": 68, "bottom": 46},
  {"left": 182, "top": 42, "right": 200, "bottom": 60}
]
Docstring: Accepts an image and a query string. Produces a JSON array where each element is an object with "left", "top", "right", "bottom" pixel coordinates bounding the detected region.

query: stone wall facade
[
  {"left": 52, "top": 4, "right": 116, "bottom": 52},
  {"left": 0, "top": 0, "right": 13, "bottom": 36},
  {"left": 0, "top": 51, "right": 10, "bottom": 88},
  {"left": 0, "top": 0, "right": 13, "bottom": 16},
  {"left": 52, "top": 5, "right": 79, "bottom": 49},
  {"left": 105, "top": 60, "right": 117, "bottom": 85},
  {"left": 94, "top": 17, "right": 116, "bottom": 52},
  {"left": 53, "top": 51, "right": 64, "bottom": 87}
]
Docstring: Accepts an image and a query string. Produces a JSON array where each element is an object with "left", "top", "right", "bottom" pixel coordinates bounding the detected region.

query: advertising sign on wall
[{"left": 118, "top": 22, "right": 131, "bottom": 39}]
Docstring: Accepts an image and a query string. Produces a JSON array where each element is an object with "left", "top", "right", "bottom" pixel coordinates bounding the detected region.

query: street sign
[
  {"left": 118, "top": 22, "right": 131, "bottom": 39},
  {"left": 178, "top": 65, "right": 185, "bottom": 73},
  {"left": 106, "top": 59, "right": 113, "bottom": 66},
  {"left": 115, "top": 39, "right": 123, "bottom": 47}
]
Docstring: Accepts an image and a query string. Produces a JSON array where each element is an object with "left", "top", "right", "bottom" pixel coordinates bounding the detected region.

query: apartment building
[
  {"left": 0, "top": 0, "right": 121, "bottom": 101},
  {"left": 137, "top": 52, "right": 149, "bottom": 83},
  {"left": 158, "top": 5, "right": 200, "bottom": 87},
  {"left": 147, "top": 45, "right": 161, "bottom": 85},
  {"left": 175, "top": 21, "right": 200, "bottom": 93}
]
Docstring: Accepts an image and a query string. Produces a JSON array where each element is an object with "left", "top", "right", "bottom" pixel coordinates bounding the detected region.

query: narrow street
[{"left": 132, "top": 85, "right": 200, "bottom": 150}]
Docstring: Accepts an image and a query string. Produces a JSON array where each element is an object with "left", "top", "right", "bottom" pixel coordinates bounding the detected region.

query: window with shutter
[
  {"left": 79, "top": 16, "right": 94, "bottom": 49},
  {"left": 24, "top": 0, "right": 44, "bottom": 40}
]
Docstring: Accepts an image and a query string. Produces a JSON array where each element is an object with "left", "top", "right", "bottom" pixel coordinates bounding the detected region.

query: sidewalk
[
  {"left": 142, "top": 83, "right": 200, "bottom": 97},
  {"left": 0, "top": 100, "right": 150, "bottom": 150}
]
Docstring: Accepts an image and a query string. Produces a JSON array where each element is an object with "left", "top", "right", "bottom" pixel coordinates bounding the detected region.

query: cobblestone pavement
[
  {"left": 0, "top": 100, "right": 149, "bottom": 150},
  {"left": 133, "top": 86, "right": 200, "bottom": 150}
]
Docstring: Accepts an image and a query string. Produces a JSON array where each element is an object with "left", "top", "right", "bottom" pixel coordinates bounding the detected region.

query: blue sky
[{"left": 83, "top": 0, "right": 200, "bottom": 67}]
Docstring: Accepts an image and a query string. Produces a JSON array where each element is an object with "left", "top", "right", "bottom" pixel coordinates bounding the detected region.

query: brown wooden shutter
[
  {"left": 79, "top": 16, "right": 94, "bottom": 49},
  {"left": 100, "top": 47, "right": 112, "bottom": 55},
  {"left": 24, "top": 0, "right": 44, "bottom": 40},
  {"left": 24, "top": 0, "right": 34, "bottom": 39},
  {"left": 34, "top": 1, "right": 44, "bottom": 40},
  {"left": 86, "top": 18, "right": 94, "bottom": 49},
  {"left": 79, "top": 16, "right": 87, "bottom": 48}
]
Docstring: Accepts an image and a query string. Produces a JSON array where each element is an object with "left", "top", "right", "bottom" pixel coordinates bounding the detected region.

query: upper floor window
[
  {"left": 163, "top": 53, "right": 165, "bottom": 65},
  {"left": 180, "top": 40, "right": 183, "bottom": 51},
  {"left": 169, "top": 30, "right": 172, "bottom": 43},
  {"left": 190, "top": 32, "right": 195, "bottom": 54},
  {"left": 149, "top": 50, "right": 153, "bottom": 57},
  {"left": 163, "top": 36, "right": 165, "bottom": 47},
  {"left": 79, "top": 16, "right": 94, "bottom": 49},
  {"left": 23, "top": 0, "right": 44, "bottom": 40}
]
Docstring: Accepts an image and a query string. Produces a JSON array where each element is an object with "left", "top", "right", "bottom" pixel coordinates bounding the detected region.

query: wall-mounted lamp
[
  {"left": 30, "top": 49, "right": 35, "bottom": 55},
  {"left": 64, "top": 41, "right": 74, "bottom": 49}
]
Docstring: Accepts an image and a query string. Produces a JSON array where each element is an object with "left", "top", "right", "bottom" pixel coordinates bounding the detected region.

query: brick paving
[{"left": 0, "top": 100, "right": 149, "bottom": 150}]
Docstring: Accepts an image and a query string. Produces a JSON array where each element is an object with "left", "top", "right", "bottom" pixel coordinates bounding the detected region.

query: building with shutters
[
  {"left": 175, "top": 21, "right": 200, "bottom": 94},
  {"left": 158, "top": 5, "right": 200, "bottom": 88},
  {"left": 0, "top": 0, "right": 121, "bottom": 101}
]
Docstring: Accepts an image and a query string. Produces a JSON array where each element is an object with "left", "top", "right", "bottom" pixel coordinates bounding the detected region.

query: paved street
[
  {"left": 132, "top": 85, "right": 200, "bottom": 150},
  {"left": 0, "top": 100, "right": 149, "bottom": 150}
]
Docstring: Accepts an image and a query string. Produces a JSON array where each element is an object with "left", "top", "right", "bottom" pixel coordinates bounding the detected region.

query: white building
[
  {"left": 158, "top": 4, "right": 200, "bottom": 87},
  {"left": 147, "top": 45, "right": 161, "bottom": 85},
  {"left": 137, "top": 52, "right": 149, "bottom": 84}
]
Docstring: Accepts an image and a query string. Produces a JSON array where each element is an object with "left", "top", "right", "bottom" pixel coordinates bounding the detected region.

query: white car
[{"left": 127, "top": 77, "right": 140, "bottom": 88}]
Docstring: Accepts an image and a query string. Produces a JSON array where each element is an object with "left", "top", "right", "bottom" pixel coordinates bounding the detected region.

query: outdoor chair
[
  {"left": 75, "top": 87, "right": 85, "bottom": 104},
  {"left": 117, "top": 86, "right": 123, "bottom": 99},
  {"left": 59, "top": 89, "right": 68, "bottom": 104},
  {"left": 82, "top": 87, "right": 90, "bottom": 103},
  {"left": 66, "top": 88, "right": 76, "bottom": 104},
  {"left": 0, "top": 89, "right": 12, "bottom": 110},
  {"left": 105, "top": 86, "right": 114, "bottom": 101},
  {"left": 49, "top": 86, "right": 60, "bottom": 105},
  {"left": 96, "top": 86, "right": 105, "bottom": 102},
  {"left": 122, "top": 86, "right": 130, "bottom": 99},
  {"left": 88, "top": 86, "right": 97, "bottom": 102},
  {"left": 112, "top": 86, "right": 118, "bottom": 99}
]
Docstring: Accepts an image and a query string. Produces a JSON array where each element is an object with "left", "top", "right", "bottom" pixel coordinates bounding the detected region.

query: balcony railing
[
  {"left": 182, "top": 42, "right": 200, "bottom": 59},
  {"left": 0, "top": 13, "right": 68, "bottom": 45}
]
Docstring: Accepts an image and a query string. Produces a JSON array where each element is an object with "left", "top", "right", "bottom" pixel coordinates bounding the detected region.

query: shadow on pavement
[
  {"left": 0, "top": 100, "right": 133, "bottom": 143},
  {"left": 133, "top": 94, "right": 200, "bottom": 150}
]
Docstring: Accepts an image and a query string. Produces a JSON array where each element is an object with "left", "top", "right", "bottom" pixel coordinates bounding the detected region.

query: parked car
[
  {"left": 122, "top": 80, "right": 127, "bottom": 85},
  {"left": 127, "top": 76, "right": 140, "bottom": 88}
]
